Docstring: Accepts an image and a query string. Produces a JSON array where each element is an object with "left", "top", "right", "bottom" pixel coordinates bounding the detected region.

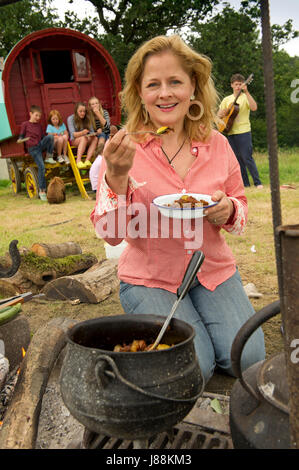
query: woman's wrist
[
  {"left": 105, "top": 170, "right": 129, "bottom": 195},
  {"left": 225, "top": 198, "right": 236, "bottom": 224}
]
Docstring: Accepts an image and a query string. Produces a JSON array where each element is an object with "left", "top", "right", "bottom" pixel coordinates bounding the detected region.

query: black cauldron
[
  {"left": 229, "top": 300, "right": 290, "bottom": 449},
  {"left": 60, "top": 314, "right": 204, "bottom": 440}
]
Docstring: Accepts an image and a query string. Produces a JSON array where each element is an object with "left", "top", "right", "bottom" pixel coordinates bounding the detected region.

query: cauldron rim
[{"left": 66, "top": 313, "right": 195, "bottom": 355}]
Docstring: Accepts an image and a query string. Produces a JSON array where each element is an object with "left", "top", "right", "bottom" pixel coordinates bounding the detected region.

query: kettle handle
[{"left": 230, "top": 300, "right": 280, "bottom": 402}]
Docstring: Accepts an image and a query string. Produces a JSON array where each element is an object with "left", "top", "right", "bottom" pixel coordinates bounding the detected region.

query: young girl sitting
[
  {"left": 67, "top": 102, "right": 98, "bottom": 169},
  {"left": 88, "top": 97, "right": 111, "bottom": 153},
  {"left": 46, "top": 110, "right": 70, "bottom": 164}
]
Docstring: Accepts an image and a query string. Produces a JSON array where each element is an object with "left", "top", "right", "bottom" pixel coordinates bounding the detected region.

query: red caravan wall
[{"left": 2, "top": 28, "right": 122, "bottom": 137}]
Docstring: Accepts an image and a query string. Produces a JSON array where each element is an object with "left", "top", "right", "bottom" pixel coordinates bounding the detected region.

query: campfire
[{"left": 0, "top": 317, "right": 232, "bottom": 450}]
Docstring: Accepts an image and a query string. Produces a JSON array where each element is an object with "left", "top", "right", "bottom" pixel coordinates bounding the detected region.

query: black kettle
[{"left": 229, "top": 300, "right": 290, "bottom": 449}]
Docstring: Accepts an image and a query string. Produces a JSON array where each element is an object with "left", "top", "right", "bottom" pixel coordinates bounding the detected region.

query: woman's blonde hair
[
  {"left": 120, "top": 35, "right": 219, "bottom": 141},
  {"left": 88, "top": 96, "right": 104, "bottom": 130},
  {"left": 48, "top": 109, "right": 63, "bottom": 126}
]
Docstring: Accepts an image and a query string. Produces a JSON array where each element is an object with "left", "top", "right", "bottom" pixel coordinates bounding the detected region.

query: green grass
[
  {"left": 0, "top": 179, "right": 11, "bottom": 188},
  {"left": 253, "top": 148, "right": 299, "bottom": 185}
]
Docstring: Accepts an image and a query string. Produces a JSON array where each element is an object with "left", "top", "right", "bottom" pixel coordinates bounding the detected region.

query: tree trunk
[
  {"left": 20, "top": 253, "right": 97, "bottom": 286},
  {"left": 43, "top": 259, "right": 119, "bottom": 303},
  {"left": 31, "top": 242, "right": 82, "bottom": 258},
  {"left": 0, "top": 253, "right": 98, "bottom": 296},
  {"left": 0, "top": 317, "right": 78, "bottom": 449}
]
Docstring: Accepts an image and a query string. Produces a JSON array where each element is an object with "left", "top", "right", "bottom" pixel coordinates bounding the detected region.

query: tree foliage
[
  {"left": 1, "top": 0, "right": 299, "bottom": 148},
  {"left": 188, "top": 5, "right": 299, "bottom": 148},
  {"left": 0, "top": 0, "right": 60, "bottom": 57},
  {"left": 0, "top": 0, "right": 23, "bottom": 6},
  {"left": 62, "top": 0, "right": 219, "bottom": 80},
  {"left": 85, "top": 0, "right": 219, "bottom": 42}
]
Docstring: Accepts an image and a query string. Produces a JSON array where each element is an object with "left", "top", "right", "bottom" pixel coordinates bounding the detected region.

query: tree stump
[
  {"left": 0, "top": 317, "right": 78, "bottom": 449},
  {"left": 31, "top": 242, "right": 82, "bottom": 258},
  {"left": 43, "top": 259, "right": 119, "bottom": 303}
]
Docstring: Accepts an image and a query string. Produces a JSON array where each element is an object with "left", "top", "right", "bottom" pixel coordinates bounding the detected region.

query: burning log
[
  {"left": 42, "top": 259, "right": 119, "bottom": 303},
  {"left": 0, "top": 317, "right": 78, "bottom": 449}
]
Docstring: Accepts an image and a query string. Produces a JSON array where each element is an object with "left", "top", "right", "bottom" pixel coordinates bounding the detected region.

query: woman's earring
[{"left": 186, "top": 95, "right": 204, "bottom": 121}]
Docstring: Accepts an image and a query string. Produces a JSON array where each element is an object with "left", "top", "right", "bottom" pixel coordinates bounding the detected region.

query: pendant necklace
[{"left": 161, "top": 139, "right": 186, "bottom": 167}]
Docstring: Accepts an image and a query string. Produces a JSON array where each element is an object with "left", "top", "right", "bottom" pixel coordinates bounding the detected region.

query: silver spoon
[{"left": 148, "top": 251, "right": 205, "bottom": 351}]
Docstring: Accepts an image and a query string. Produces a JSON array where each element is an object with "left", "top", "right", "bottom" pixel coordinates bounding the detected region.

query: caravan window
[
  {"left": 39, "top": 51, "right": 74, "bottom": 83},
  {"left": 30, "top": 50, "right": 44, "bottom": 83},
  {"left": 72, "top": 50, "right": 91, "bottom": 81},
  {"left": 29, "top": 49, "right": 91, "bottom": 83}
]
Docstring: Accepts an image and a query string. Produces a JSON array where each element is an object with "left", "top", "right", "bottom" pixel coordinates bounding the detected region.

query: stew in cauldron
[{"left": 113, "top": 339, "right": 172, "bottom": 352}]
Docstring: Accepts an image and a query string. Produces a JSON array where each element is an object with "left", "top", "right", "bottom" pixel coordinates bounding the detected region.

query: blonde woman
[
  {"left": 88, "top": 96, "right": 110, "bottom": 153},
  {"left": 91, "top": 35, "right": 265, "bottom": 385}
]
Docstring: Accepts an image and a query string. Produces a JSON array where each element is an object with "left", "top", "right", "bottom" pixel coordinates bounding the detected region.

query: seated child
[
  {"left": 46, "top": 110, "right": 70, "bottom": 164},
  {"left": 88, "top": 97, "right": 111, "bottom": 153},
  {"left": 89, "top": 125, "right": 118, "bottom": 191},
  {"left": 67, "top": 102, "right": 98, "bottom": 169},
  {"left": 18, "top": 104, "right": 54, "bottom": 201}
]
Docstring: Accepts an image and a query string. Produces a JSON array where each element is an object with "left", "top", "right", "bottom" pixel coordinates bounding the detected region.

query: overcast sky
[{"left": 54, "top": 0, "right": 299, "bottom": 57}]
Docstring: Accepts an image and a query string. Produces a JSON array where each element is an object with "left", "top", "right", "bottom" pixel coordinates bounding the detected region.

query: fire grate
[{"left": 81, "top": 422, "right": 233, "bottom": 450}]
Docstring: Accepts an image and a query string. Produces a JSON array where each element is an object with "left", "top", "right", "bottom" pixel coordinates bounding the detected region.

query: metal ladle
[{"left": 149, "top": 251, "right": 205, "bottom": 350}]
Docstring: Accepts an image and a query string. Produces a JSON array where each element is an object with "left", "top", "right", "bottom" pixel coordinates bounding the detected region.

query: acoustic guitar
[{"left": 217, "top": 74, "right": 254, "bottom": 133}]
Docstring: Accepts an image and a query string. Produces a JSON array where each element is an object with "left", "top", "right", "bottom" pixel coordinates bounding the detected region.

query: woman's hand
[
  {"left": 97, "top": 128, "right": 103, "bottom": 134},
  {"left": 104, "top": 129, "right": 136, "bottom": 176},
  {"left": 204, "top": 190, "right": 234, "bottom": 226}
]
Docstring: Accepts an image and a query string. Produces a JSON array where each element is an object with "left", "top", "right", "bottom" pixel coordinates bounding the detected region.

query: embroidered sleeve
[
  {"left": 90, "top": 172, "right": 146, "bottom": 240},
  {"left": 222, "top": 197, "right": 247, "bottom": 235},
  {"left": 92, "top": 172, "right": 145, "bottom": 217}
]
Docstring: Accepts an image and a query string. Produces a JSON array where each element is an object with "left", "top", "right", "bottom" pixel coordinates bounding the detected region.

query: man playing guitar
[{"left": 218, "top": 74, "right": 263, "bottom": 188}]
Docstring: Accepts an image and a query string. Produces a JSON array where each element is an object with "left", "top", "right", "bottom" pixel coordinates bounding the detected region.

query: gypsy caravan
[{"left": 0, "top": 28, "right": 121, "bottom": 199}]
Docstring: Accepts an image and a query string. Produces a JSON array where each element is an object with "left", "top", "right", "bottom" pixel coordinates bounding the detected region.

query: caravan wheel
[
  {"left": 24, "top": 167, "right": 39, "bottom": 199},
  {"left": 8, "top": 160, "right": 22, "bottom": 194}
]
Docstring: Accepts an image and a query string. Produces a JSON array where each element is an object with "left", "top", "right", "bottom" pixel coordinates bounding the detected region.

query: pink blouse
[{"left": 90, "top": 130, "right": 247, "bottom": 293}]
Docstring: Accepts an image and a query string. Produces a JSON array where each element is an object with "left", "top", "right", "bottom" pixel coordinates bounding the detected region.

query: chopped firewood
[
  {"left": 43, "top": 259, "right": 119, "bottom": 303},
  {"left": 31, "top": 242, "right": 82, "bottom": 258},
  {"left": 0, "top": 252, "right": 98, "bottom": 297}
]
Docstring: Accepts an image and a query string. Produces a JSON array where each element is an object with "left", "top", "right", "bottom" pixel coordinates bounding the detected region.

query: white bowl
[{"left": 152, "top": 193, "right": 218, "bottom": 219}]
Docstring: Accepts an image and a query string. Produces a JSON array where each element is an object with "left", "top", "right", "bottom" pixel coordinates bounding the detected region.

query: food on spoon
[
  {"left": 164, "top": 194, "right": 209, "bottom": 208},
  {"left": 156, "top": 126, "right": 174, "bottom": 135},
  {"left": 113, "top": 339, "right": 171, "bottom": 352}
]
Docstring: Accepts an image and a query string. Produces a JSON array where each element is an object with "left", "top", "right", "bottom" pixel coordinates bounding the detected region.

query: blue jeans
[
  {"left": 29, "top": 135, "right": 54, "bottom": 191},
  {"left": 228, "top": 132, "right": 262, "bottom": 186},
  {"left": 97, "top": 132, "right": 109, "bottom": 141},
  {"left": 119, "top": 270, "right": 265, "bottom": 385}
]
